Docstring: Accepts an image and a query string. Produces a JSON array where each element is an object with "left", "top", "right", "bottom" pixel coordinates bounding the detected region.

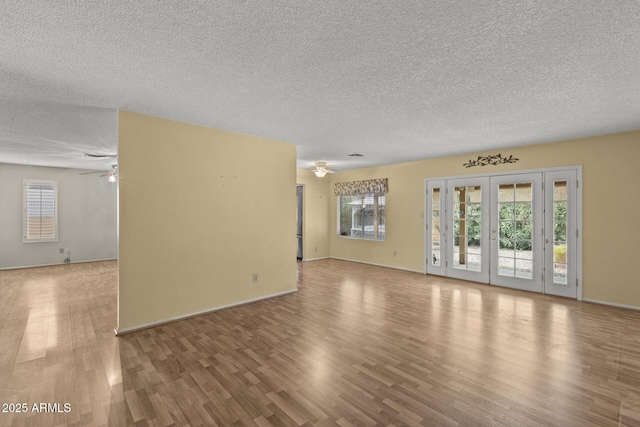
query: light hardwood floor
[{"left": 1, "top": 259, "right": 640, "bottom": 426}]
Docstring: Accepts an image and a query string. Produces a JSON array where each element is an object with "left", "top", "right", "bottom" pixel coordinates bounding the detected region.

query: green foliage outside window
[
  {"left": 445, "top": 182, "right": 568, "bottom": 256},
  {"left": 553, "top": 202, "right": 567, "bottom": 242},
  {"left": 452, "top": 202, "right": 567, "bottom": 251},
  {"left": 498, "top": 203, "right": 532, "bottom": 250}
]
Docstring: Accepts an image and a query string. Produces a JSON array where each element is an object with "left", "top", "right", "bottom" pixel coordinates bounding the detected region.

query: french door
[
  {"left": 426, "top": 180, "right": 446, "bottom": 277},
  {"left": 426, "top": 169, "right": 579, "bottom": 298},
  {"left": 489, "top": 173, "right": 543, "bottom": 292},
  {"left": 446, "top": 177, "right": 490, "bottom": 283},
  {"left": 544, "top": 170, "right": 577, "bottom": 298}
]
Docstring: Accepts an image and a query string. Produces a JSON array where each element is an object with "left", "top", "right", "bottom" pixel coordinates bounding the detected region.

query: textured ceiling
[{"left": 1, "top": 1, "right": 639, "bottom": 172}]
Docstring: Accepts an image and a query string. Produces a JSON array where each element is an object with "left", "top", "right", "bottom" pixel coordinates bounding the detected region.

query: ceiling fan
[
  {"left": 80, "top": 164, "right": 118, "bottom": 182},
  {"left": 312, "top": 162, "right": 336, "bottom": 178}
]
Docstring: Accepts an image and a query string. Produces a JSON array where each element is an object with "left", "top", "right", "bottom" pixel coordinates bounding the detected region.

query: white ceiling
[{"left": 1, "top": 1, "right": 639, "bottom": 173}]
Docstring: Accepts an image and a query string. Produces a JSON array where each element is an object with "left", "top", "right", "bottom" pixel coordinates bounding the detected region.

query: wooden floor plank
[{"left": 2, "top": 259, "right": 640, "bottom": 425}]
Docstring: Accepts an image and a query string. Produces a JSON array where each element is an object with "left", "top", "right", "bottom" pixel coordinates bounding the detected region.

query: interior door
[
  {"left": 426, "top": 180, "right": 446, "bottom": 276},
  {"left": 490, "top": 173, "right": 543, "bottom": 292},
  {"left": 446, "top": 177, "right": 490, "bottom": 283},
  {"left": 544, "top": 170, "right": 577, "bottom": 298}
]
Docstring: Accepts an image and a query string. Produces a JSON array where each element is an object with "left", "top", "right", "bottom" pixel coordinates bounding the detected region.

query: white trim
[
  {"left": 114, "top": 289, "right": 298, "bottom": 335},
  {"left": 576, "top": 166, "right": 583, "bottom": 301},
  {"left": 425, "top": 165, "right": 583, "bottom": 182},
  {"left": 0, "top": 258, "right": 117, "bottom": 271},
  {"left": 583, "top": 298, "right": 640, "bottom": 311},
  {"left": 297, "top": 183, "right": 304, "bottom": 260},
  {"left": 423, "top": 179, "right": 428, "bottom": 274},
  {"left": 336, "top": 235, "right": 387, "bottom": 241},
  {"left": 330, "top": 256, "right": 423, "bottom": 273},
  {"left": 302, "top": 256, "right": 330, "bottom": 262}
]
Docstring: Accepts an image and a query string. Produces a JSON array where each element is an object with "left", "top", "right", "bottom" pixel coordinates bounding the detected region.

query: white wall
[{"left": 0, "top": 163, "right": 117, "bottom": 269}]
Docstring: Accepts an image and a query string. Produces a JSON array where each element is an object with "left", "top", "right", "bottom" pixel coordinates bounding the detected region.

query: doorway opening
[{"left": 296, "top": 185, "right": 303, "bottom": 260}]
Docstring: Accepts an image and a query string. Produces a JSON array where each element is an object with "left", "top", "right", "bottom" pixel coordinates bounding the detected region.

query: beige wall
[
  {"left": 117, "top": 111, "right": 297, "bottom": 331},
  {"left": 328, "top": 131, "right": 640, "bottom": 307},
  {"left": 296, "top": 170, "right": 331, "bottom": 260}
]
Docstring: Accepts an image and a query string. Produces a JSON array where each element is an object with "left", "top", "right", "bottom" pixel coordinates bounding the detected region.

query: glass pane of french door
[
  {"left": 553, "top": 180, "right": 568, "bottom": 283},
  {"left": 426, "top": 180, "right": 446, "bottom": 276},
  {"left": 544, "top": 170, "right": 577, "bottom": 298},
  {"left": 446, "top": 177, "right": 489, "bottom": 283},
  {"left": 490, "top": 173, "right": 543, "bottom": 292},
  {"left": 453, "top": 185, "right": 482, "bottom": 271}
]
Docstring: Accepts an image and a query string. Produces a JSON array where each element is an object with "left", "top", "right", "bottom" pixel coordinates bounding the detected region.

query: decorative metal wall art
[{"left": 463, "top": 153, "right": 519, "bottom": 168}]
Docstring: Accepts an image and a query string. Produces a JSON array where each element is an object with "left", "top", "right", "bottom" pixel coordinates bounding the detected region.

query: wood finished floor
[{"left": 1, "top": 260, "right": 640, "bottom": 426}]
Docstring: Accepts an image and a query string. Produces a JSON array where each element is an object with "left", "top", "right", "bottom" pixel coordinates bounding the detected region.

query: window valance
[{"left": 334, "top": 178, "right": 388, "bottom": 196}]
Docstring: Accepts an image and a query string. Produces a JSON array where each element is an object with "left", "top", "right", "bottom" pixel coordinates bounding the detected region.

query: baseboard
[
  {"left": 583, "top": 298, "right": 640, "bottom": 311},
  {"left": 329, "top": 257, "right": 424, "bottom": 274},
  {"left": 0, "top": 258, "right": 117, "bottom": 271},
  {"left": 302, "top": 256, "right": 330, "bottom": 262},
  {"left": 115, "top": 288, "right": 298, "bottom": 335}
]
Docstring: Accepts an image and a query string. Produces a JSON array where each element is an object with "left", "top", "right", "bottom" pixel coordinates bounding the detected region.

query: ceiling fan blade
[
  {"left": 81, "top": 153, "right": 117, "bottom": 158},
  {"left": 80, "top": 170, "right": 107, "bottom": 175}
]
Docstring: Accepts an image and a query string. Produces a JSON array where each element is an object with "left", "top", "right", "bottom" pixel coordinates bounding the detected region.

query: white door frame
[{"left": 424, "top": 166, "right": 583, "bottom": 300}]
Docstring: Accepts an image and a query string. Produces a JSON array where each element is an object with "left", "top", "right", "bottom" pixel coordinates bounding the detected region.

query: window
[
  {"left": 23, "top": 179, "right": 58, "bottom": 242},
  {"left": 339, "top": 194, "right": 385, "bottom": 240}
]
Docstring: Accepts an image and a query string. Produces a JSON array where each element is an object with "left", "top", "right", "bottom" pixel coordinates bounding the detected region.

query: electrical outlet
[
  {"left": 253, "top": 273, "right": 259, "bottom": 282},
  {"left": 315, "top": 247, "right": 318, "bottom": 252},
  {"left": 60, "top": 248, "right": 65, "bottom": 254},
  {"left": 393, "top": 251, "right": 397, "bottom": 257}
]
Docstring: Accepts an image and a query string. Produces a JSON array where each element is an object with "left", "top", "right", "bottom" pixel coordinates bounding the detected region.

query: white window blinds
[{"left": 24, "top": 180, "right": 58, "bottom": 242}]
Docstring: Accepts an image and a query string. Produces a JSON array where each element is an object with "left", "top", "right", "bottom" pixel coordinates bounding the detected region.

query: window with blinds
[{"left": 23, "top": 180, "right": 58, "bottom": 242}]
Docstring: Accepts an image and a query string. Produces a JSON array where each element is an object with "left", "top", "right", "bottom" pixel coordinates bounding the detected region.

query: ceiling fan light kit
[
  {"left": 103, "top": 164, "right": 118, "bottom": 182},
  {"left": 80, "top": 163, "right": 118, "bottom": 182},
  {"left": 312, "top": 161, "right": 335, "bottom": 178}
]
